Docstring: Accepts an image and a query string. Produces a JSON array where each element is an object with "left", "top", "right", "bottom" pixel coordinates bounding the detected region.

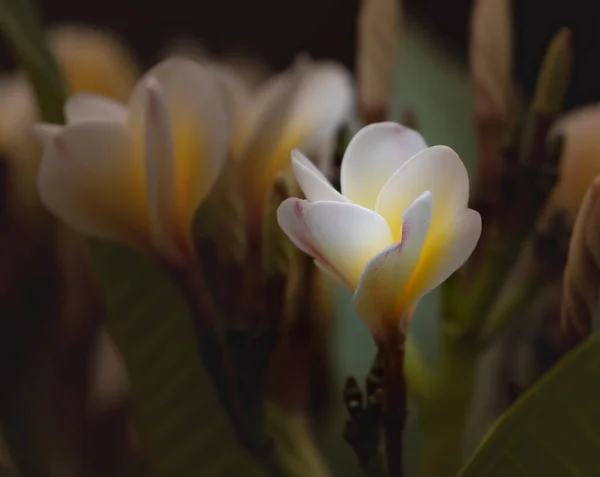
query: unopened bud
[
  {"left": 356, "top": 0, "right": 402, "bottom": 123},
  {"left": 532, "top": 28, "right": 573, "bottom": 117}
]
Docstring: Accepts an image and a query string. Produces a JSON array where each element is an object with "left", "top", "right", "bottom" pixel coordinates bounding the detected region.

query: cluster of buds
[{"left": 462, "top": 18, "right": 575, "bottom": 341}]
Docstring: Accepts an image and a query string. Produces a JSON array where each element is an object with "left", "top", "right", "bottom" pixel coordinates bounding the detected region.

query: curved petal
[
  {"left": 235, "top": 67, "right": 302, "bottom": 160},
  {"left": 314, "top": 258, "right": 346, "bottom": 285},
  {"left": 32, "top": 123, "right": 64, "bottom": 147},
  {"left": 291, "top": 149, "right": 348, "bottom": 203},
  {"left": 551, "top": 103, "right": 600, "bottom": 219},
  {"left": 420, "top": 208, "right": 482, "bottom": 294},
  {"left": 129, "top": 58, "right": 230, "bottom": 232},
  {"left": 142, "top": 79, "right": 183, "bottom": 262},
  {"left": 212, "top": 64, "right": 250, "bottom": 133},
  {"left": 277, "top": 198, "right": 392, "bottom": 289},
  {"left": 238, "top": 68, "right": 306, "bottom": 227},
  {"left": 65, "top": 93, "right": 127, "bottom": 124},
  {"left": 376, "top": 145, "right": 469, "bottom": 239},
  {"left": 285, "top": 62, "right": 354, "bottom": 175},
  {"left": 37, "top": 120, "right": 146, "bottom": 246},
  {"left": 353, "top": 191, "right": 433, "bottom": 342},
  {"left": 341, "top": 122, "right": 428, "bottom": 209}
]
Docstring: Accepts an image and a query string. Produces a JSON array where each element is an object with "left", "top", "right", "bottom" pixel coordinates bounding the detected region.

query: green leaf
[
  {"left": 89, "top": 240, "right": 269, "bottom": 477},
  {"left": 458, "top": 334, "right": 600, "bottom": 477},
  {"left": 0, "top": 0, "right": 66, "bottom": 123}
]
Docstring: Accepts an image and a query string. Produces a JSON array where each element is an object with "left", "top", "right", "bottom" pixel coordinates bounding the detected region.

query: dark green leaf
[
  {"left": 89, "top": 240, "right": 269, "bottom": 477},
  {"left": 459, "top": 334, "right": 600, "bottom": 477},
  {"left": 0, "top": 0, "right": 66, "bottom": 123}
]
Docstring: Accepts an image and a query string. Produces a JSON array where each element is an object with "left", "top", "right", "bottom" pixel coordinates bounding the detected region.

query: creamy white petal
[
  {"left": 341, "top": 122, "right": 428, "bottom": 209},
  {"left": 32, "top": 123, "right": 64, "bottom": 147},
  {"left": 129, "top": 58, "right": 230, "bottom": 227},
  {"left": 376, "top": 145, "right": 469, "bottom": 239},
  {"left": 65, "top": 93, "right": 127, "bottom": 124},
  {"left": 286, "top": 62, "right": 354, "bottom": 173},
  {"left": 212, "top": 64, "right": 250, "bottom": 134},
  {"left": 277, "top": 198, "right": 393, "bottom": 289},
  {"left": 353, "top": 191, "right": 433, "bottom": 341},
  {"left": 291, "top": 149, "right": 348, "bottom": 203},
  {"left": 421, "top": 208, "right": 482, "bottom": 294},
  {"left": 235, "top": 67, "right": 303, "bottom": 159},
  {"left": 143, "top": 78, "right": 182, "bottom": 262},
  {"left": 314, "top": 258, "right": 346, "bottom": 285},
  {"left": 237, "top": 68, "right": 309, "bottom": 226},
  {"left": 550, "top": 103, "right": 600, "bottom": 219},
  {"left": 37, "top": 120, "right": 143, "bottom": 245}
]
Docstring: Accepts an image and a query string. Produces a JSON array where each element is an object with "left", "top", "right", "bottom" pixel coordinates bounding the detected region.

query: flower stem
[
  {"left": 380, "top": 342, "right": 407, "bottom": 477},
  {"left": 170, "top": 262, "right": 248, "bottom": 447}
]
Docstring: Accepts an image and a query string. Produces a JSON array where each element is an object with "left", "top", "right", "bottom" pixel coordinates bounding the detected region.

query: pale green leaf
[{"left": 459, "top": 334, "right": 600, "bottom": 476}]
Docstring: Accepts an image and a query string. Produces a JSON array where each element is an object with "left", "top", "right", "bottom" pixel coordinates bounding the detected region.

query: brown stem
[
  {"left": 380, "top": 340, "right": 407, "bottom": 477},
  {"left": 169, "top": 261, "right": 249, "bottom": 446}
]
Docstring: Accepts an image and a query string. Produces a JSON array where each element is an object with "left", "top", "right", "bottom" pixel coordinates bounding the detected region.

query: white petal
[
  {"left": 376, "top": 145, "right": 469, "bottom": 239},
  {"left": 277, "top": 198, "right": 393, "bottom": 289},
  {"left": 32, "top": 123, "right": 64, "bottom": 147},
  {"left": 291, "top": 149, "right": 348, "bottom": 203},
  {"left": 235, "top": 67, "right": 302, "bottom": 159},
  {"left": 286, "top": 62, "right": 354, "bottom": 172},
  {"left": 421, "top": 208, "right": 482, "bottom": 294},
  {"left": 65, "top": 93, "right": 128, "bottom": 124},
  {"left": 237, "top": 68, "right": 308, "bottom": 224},
  {"left": 314, "top": 258, "right": 346, "bottom": 284},
  {"left": 353, "top": 191, "right": 433, "bottom": 341},
  {"left": 212, "top": 64, "right": 249, "bottom": 131},
  {"left": 129, "top": 58, "right": 230, "bottom": 227},
  {"left": 143, "top": 78, "right": 182, "bottom": 262},
  {"left": 340, "top": 122, "right": 428, "bottom": 209},
  {"left": 37, "top": 120, "right": 143, "bottom": 245},
  {"left": 550, "top": 103, "right": 600, "bottom": 219}
]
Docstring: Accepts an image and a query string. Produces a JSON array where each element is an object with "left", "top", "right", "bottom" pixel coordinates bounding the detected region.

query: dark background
[{"left": 1, "top": 0, "right": 600, "bottom": 112}]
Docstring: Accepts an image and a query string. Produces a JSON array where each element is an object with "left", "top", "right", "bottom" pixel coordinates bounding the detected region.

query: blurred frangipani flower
[
  {"left": 193, "top": 52, "right": 354, "bottom": 263},
  {"left": 0, "top": 25, "right": 139, "bottom": 216},
  {"left": 550, "top": 103, "right": 600, "bottom": 220},
  {"left": 277, "top": 122, "right": 481, "bottom": 343},
  {"left": 230, "top": 55, "right": 354, "bottom": 233},
  {"left": 34, "top": 58, "right": 230, "bottom": 266}
]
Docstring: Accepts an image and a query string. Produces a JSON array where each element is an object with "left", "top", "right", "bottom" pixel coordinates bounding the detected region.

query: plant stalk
[{"left": 380, "top": 342, "right": 407, "bottom": 477}]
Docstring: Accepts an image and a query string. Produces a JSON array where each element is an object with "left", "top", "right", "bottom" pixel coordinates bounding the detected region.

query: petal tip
[
  {"left": 32, "top": 123, "right": 63, "bottom": 148},
  {"left": 144, "top": 77, "right": 164, "bottom": 107}
]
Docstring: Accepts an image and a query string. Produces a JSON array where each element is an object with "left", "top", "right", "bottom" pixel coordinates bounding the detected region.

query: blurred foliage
[
  {"left": 89, "top": 240, "right": 269, "bottom": 477},
  {"left": 459, "top": 334, "right": 600, "bottom": 476},
  {"left": 0, "top": 0, "right": 65, "bottom": 122}
]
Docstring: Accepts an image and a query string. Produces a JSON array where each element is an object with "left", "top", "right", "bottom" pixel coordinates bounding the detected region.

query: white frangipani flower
[
  {"left": 277, "top": 122, "right": 481, "bottom": 342},
  {"left": 231, "top": 56, "right": 355, "bottom": 236},
  {"left": 34, "top": 58, "right": 230, "bottom": 265}
]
